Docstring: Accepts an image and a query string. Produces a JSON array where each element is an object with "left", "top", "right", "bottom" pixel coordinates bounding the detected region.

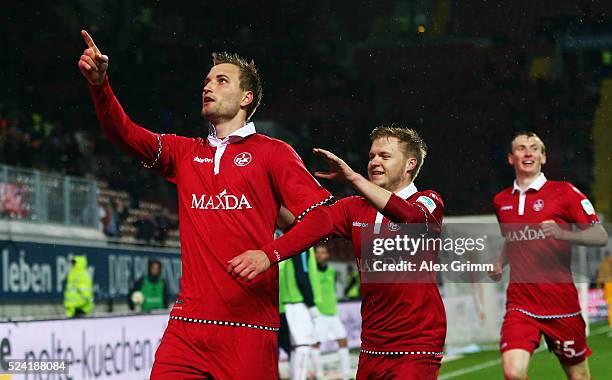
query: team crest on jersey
[
  {"left": 234, "top": 152, "right": 252, "bottom": 167},
  {"left": 388, "top": 222, "right": 400, "bottom": 232},
  {"left": 532, "top": 199, "right": 544, "bottom": 212}
]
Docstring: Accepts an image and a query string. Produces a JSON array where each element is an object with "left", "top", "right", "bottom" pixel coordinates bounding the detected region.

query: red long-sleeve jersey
[
  {"left": 89, "top": 77, "right": 332, "bottom": 329},
  {"left": 327, "top": 183, "right": 447, "bottom": 353}
]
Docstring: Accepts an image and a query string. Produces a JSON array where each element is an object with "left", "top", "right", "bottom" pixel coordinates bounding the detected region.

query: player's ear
[
  {"left": 541, "top": 152, "right": 547, "bottom": 165},
  {"left": 507, "top": 153, "right": 514, "bottom": 166},
  {"left": 241, "top": 90, "right": 253, "bottom": 108},
  {"left": 405, "top": 157, "right": 417, "bottom": 174}
]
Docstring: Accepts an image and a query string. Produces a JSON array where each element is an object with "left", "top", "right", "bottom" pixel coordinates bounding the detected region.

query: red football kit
[
  {"left": 327, "top": 183, "right": 446, "bottom": 379},
  {"left": 493, "top": 173, "right": 600, "bottom": 364},
  {"left": 89, "top": 77, "right": 333, "bottom": 378}
]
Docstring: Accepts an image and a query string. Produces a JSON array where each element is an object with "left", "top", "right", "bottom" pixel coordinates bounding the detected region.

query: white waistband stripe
[
  {"left": 509, "top": 308, "right": 581, "bottom": 319},
  {"left": 361, "top": 349, "right": 444, "bottom": 356},
  {"left": 170, "top": 315, "right": 279, "bottom": 331}
]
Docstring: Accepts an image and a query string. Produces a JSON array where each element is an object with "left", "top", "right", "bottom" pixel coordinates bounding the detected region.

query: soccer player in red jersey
[
  {"left": 490, "top": 132, "right": 608, "bottom": 380},
  {"left": 78, "top": 30, "right": 334, "bottom": 379},
  {"left": 239, "top": 126, "right": 447, "bottom": 379}
]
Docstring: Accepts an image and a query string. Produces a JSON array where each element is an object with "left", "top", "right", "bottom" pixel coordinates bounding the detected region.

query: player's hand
[
  {"left": 78, "top": 30, "right": 109, "bottom": 85},
  {"left": 313, "top": 148, "right": 357, "bottom": 183},
  {"left": 487, "top": 262, "right": 503, "bottom": 282},
  {"left": 227, "top": 250, "right": 271, "bottom": 281},
  {"left": 541, "top": 219, "right": 566, "bottom": 240}
]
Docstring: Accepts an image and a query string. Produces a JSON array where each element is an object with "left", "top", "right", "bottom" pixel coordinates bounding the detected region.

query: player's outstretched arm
[
  {"left": 79, "top": 30, "right": 171, "bottom": 173},
  {"left": 313, "top": 148, "right": 392, "bottom": 210},
  {"left": 228, "top": 207, "right": 334, "bottom": 281},
  {"left": 541, "top": 220, "right": 608, "bottom": 246}
]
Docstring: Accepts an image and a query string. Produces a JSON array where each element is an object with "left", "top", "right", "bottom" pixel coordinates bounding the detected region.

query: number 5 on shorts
[{"left": 553, "top": 340, "right": 576, "bottom": 358}]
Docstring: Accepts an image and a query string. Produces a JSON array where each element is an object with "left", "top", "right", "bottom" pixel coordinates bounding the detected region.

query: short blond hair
[
  {"left": 212, "top": 52, "right": 263, "bottom": 120},
  {"left": 510, "top": 131, "right": 546, "bottom": 154},
  {"left": 370, "top": 125, "right": 428, "bottom": 179}
]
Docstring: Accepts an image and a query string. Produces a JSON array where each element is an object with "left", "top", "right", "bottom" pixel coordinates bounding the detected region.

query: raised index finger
[{"left": 81, "top": 30, "right": 99, "bottom": 52}]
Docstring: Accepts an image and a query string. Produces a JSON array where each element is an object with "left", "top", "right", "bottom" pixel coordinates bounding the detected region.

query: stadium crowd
[{"left": 1, "top": 1, "right": 610, "bottom": 239}]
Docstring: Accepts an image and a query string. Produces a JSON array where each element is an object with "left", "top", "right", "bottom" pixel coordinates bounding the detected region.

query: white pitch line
[
  {"left": 438, "top": 357, "right": 502, "bottom": 379},
  {"left": 439, "top": 325, "right": 610, "bottom": 379}
]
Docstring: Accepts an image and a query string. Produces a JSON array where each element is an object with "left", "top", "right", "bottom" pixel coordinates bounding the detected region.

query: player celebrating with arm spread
[
  {"left": 78, "top": 30, "right": 334, "bottom": 379},
  {"left": 490, "top": 132, "right": 608, "bottom": 380},
  {"left": 242, "top": 126, "right": 447, "bottom": 379}
]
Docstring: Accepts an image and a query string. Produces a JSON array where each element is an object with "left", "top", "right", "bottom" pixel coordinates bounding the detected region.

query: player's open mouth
[
  {"left": 370, "top": 170, "right": 384, "bottom": 176},
  {"left": 522, "top": 160, "right": 534, "bottom": 165},
  {"left": 204, "top": 96, "right": 215, "bottom": 104}
]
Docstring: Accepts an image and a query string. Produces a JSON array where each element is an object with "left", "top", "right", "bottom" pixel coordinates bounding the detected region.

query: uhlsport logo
[
  {"left": 191, "top": 189, "right": 252, "bottom": 210},
  {"left": 193, "top": 156, "right": 213, "bottom": 164},
  {"left": 234, "top": 152, "right": 252, "bottom": 167}
]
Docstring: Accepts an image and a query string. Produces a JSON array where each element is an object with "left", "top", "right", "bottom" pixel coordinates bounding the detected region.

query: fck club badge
[{"left": 533, "top": 199, "right": 544, "bottom": 212}]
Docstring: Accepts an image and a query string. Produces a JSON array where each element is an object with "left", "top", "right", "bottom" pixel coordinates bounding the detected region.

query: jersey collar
[
  {"left": 395, "top": 182, "right": 418, "bottom": 199},
  {"left": 207, "top": 122, "right": 256, "bottom": 147},
  {"left": 512, "top": 172, "right": 547, "bottom": 194}
]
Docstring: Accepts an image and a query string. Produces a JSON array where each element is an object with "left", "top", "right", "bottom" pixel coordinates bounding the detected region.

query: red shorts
[
  {"left": 500, "top": 310, "right": 591, "bottom": 365},
  {"left": 356, "top": 352, "right": 442, "bottom": 380},
  {"left": 151, "top": 318, "right": 278, "bottom": 379}
]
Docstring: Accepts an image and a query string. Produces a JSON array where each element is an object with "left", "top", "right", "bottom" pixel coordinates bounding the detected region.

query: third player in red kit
[{"left": 491, "top": 132, "right": 608, "bottom": 380}]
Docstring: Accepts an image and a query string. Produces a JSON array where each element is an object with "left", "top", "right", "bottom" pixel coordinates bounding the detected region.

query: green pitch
[{"left": 439, "top": 321, "right": 611, "bottom": 379}]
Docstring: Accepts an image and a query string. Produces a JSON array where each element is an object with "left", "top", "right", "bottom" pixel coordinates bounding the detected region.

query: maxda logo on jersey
[
  {"left": 190, "top": 190, "right": 252, "bottom": 210},
  {"left": 505, "top": 225, "right": 546, "bottom": 242}
]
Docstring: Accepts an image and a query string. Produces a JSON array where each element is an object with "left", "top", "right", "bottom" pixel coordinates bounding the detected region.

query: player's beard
[{"left": 201, "top": 101, "right": 241, "bottom": 124}]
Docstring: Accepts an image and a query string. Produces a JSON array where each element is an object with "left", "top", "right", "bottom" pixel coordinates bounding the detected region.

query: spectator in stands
[
  {"left": 128, "top": 259, "right": 169, "bottom": 312},
  {"left": 135, "top": 212, "right": 156, "bottom": 244},
  {"left": 154, "top": 210, "right": 170, "bottom": 246},
  {"left": 344, "top": 265, "right": 360, "bottom": 300},
  {"left": 63, "top": 255, "right": 94, "bottom": 318},
  {"left": 98, "top": 200, "right": 107, "bottom": 232},
  {"left": 103, "top": 202, "right": 119, "bottom": 237}
]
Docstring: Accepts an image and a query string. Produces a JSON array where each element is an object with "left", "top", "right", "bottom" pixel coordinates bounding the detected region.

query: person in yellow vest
[
  {"left": 63, "top": 255, "right": 94, "bottom": 318},
  {"left": 311, "top": 244, "right": 351, "bottom": 380},
  {"left": 344, "top": 265, "right": 360, "bottom": 300},
  {"left": 279, "top": 246, "right": 321, "bottom": 380},
  {"left": 596, "top": 253, "right": 612, "bottom": 332},
  {"left": 128, "top": 259, "right": 169, "bottom": 312}
]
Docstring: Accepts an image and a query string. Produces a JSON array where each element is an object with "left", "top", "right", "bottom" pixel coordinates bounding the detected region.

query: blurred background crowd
[{"left": 1, "top": 0, "right": 611, "bottom": 248}]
